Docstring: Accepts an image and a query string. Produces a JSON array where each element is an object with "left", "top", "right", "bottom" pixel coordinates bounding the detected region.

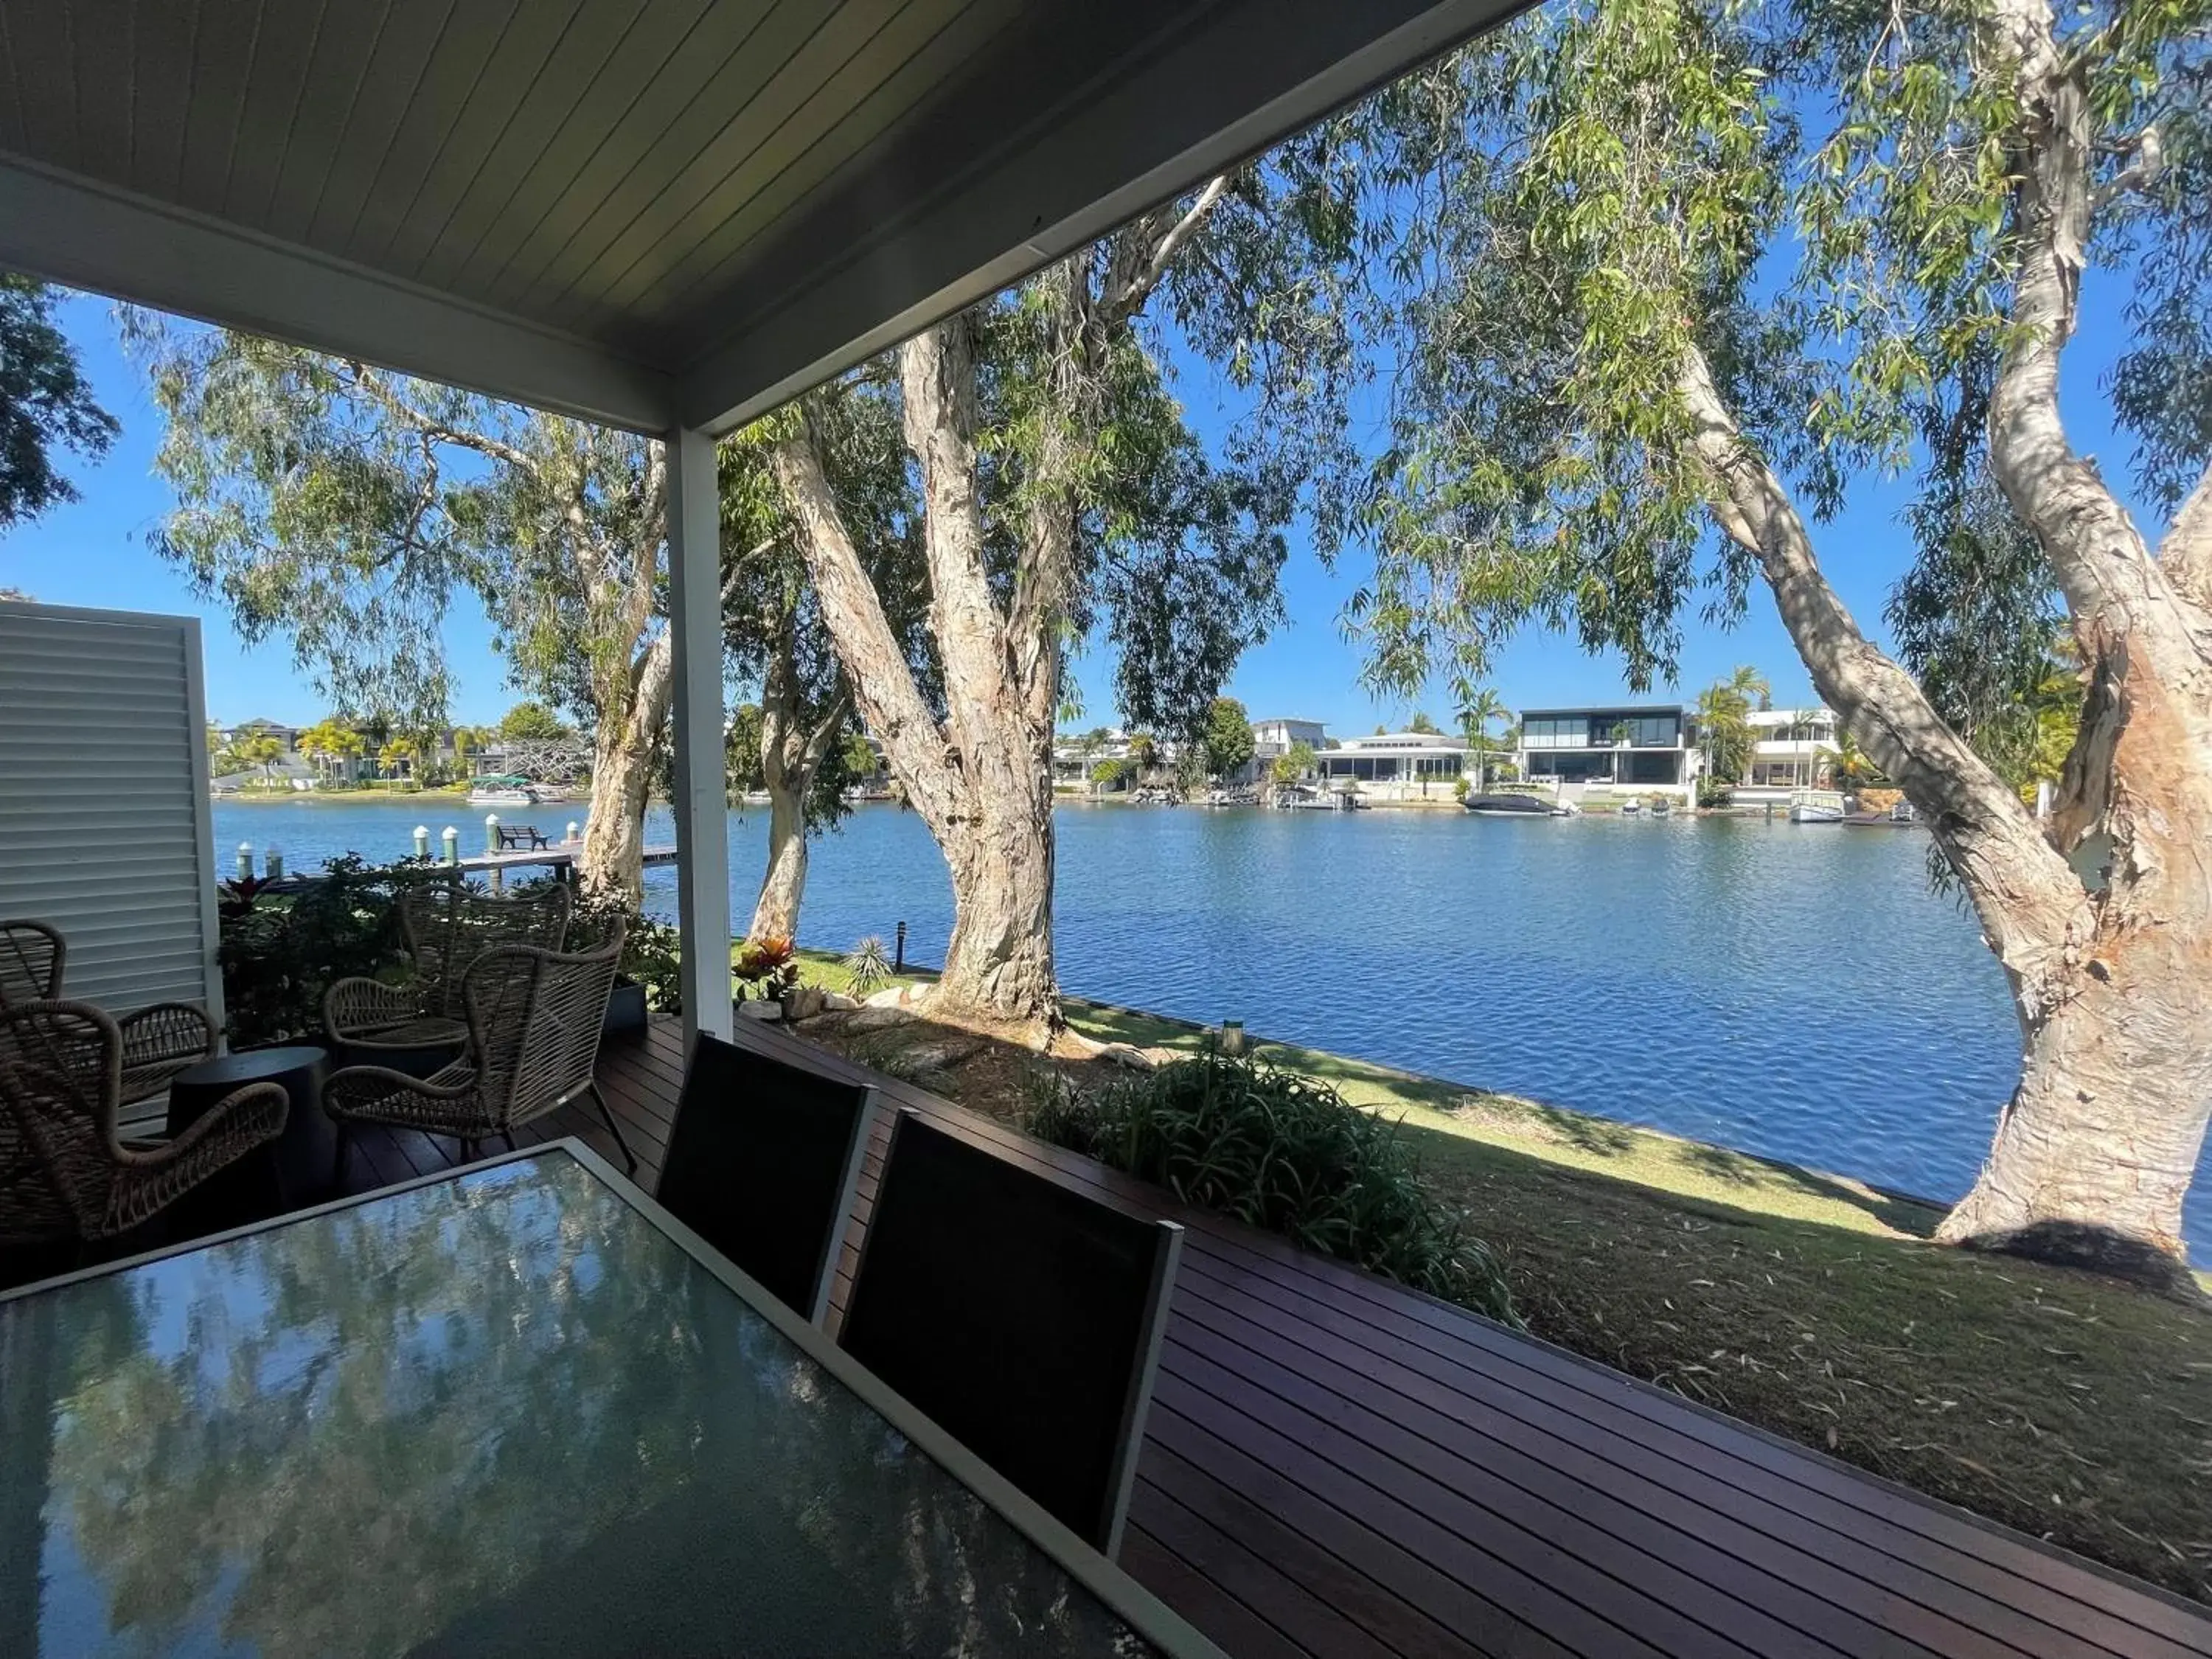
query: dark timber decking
[{"left": 332, "top": 1016, "right": 2211, "bottom": 1659}]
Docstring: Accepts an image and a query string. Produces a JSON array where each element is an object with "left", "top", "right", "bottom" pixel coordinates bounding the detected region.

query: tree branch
[
  {"left": 768, "top": 412, "right": 961, "bottom": 833},
  {"left": 1677, "top": 344, "right": 2086, "bottom": 985},
  {"left": 1094, "top": 175, "right": 1232, "bottom": 330},
  {"left": 2162, "top": 457, "right": 2212, "bottom": 616}
]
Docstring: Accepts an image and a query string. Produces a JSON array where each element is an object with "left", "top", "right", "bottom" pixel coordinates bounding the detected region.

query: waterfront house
[
  {"left": 1737, "top": 706, "right": 1841, "bottom": 799},
  {"left": 1312, "top": 730, "right": 1470, "bottom": 800},
  {"left": 6, "top": 7, "right": 2203, "bottom": 1656},
  {"left": 1517, "top": 703, "right": 1700, "bottom": 804},
  {"left": 1250, "top": 717, "right": 1328, "bottom": 785}
]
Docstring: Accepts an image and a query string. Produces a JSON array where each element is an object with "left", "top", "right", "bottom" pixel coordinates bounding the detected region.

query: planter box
[{"left": 601, "top": 979, "right": 649, "bottom": 1040}]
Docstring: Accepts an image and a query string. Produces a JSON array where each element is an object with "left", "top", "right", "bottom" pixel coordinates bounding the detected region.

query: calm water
[{"left": 215, "top": 796, "right": 2212, "bottom": 1254}]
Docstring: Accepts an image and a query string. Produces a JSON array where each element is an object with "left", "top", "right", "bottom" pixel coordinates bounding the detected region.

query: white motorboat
[
  {"left": 1787, "top": 789, "right": 1847, "bottom": 824},
  {"left": 467, "top": 774, "right": 541, "bottom": 807}
]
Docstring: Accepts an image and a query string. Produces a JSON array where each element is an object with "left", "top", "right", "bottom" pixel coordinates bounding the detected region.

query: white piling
[
  {"left": 263, "top": 846, "right": 283, "bottom": 880},
  {"left": 566, "top": 821, "right": 580, "bottom": 845},
  {"left": 235, "top": 842, "right": 254, "bottom": 882},
  {"left": 414, "top": 824, "right": 430, "bottom": 858},
  {"left": 441, "top": 826, "right": 459, "bottom": 866},
  {"left": 484, "top": 813, "right": 501, "bottom": 854}
]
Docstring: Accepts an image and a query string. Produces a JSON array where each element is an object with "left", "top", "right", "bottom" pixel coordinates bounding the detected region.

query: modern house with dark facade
[{"left": 1517, "top": 704, "right": 1700, "bottom": 802}]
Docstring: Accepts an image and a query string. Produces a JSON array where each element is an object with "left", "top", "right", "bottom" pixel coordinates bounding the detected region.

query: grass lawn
[{"left": 785, "top": 954, "right": 2212, "bottom": 1606}]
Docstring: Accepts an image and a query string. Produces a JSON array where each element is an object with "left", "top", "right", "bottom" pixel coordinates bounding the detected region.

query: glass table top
[{"left": 0, "top": 1152, "right": 1163, "bottom": 1658}]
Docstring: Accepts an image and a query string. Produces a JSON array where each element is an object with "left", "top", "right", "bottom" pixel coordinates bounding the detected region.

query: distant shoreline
[{"left": 212, "top": 788, "right": 476, "bottom": 804}]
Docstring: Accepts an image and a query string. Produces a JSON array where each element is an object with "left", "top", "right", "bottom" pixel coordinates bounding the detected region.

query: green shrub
[
  {"left": 218, "top": 854, "right": 447, "bottom": 1046},
  {"left": 568, "top": 891, "right": 684, "bottom": 1013},
  {"left": 1032, "top": 1052, "right": 1517, "bottom": 1326}
]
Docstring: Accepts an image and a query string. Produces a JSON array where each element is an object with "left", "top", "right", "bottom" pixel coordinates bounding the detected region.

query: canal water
[{"left": 214, "top": 796, "right": 2212, "bottom": 1256}]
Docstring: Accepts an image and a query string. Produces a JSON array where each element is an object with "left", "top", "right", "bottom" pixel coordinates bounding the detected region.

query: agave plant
[{"left": 844, "top": 935, "right": 894, "bottom": 998}]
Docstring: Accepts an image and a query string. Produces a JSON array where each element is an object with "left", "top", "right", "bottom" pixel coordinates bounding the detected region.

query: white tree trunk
[
  {"left": 746, "top": 634, "right": 847, "bottom": 942},
  {"left": 749, "top": 779, "right": 808, "bottom": 942},
  {"left": 577, "top": 627, "right": 675, "bottom": 902}
]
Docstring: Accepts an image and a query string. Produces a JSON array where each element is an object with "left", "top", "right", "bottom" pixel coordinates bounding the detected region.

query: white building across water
[{"left": 1312, "top": 731, "right": 1470, "bottom": 801}]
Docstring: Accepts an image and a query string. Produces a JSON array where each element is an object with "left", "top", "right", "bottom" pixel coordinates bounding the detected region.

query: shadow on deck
[{"left": 139, "top": 1019, "right": 2212, "bottom": 1657}]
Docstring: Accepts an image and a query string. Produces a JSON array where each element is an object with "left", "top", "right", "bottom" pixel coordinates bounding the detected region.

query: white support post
[{"left": 667, "top": 425, "right": 734, "bottom": 1047}]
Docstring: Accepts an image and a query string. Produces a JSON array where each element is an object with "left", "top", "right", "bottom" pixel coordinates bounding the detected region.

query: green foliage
[
  {"left": 217, "top": 855, "right": 446, "bottom": 1046},
  {"left": 844, "top": 936, "right": 894, "bottom": 999},
  {"left": 0, "top": 276, "right": 118, "bottom": 532},
  {"left": 1270, "top": 740, "right": 1318, "bottom": 785},
  {"left": 1408, "top": 710, "right": 1441, "bottom": 734},
  {"left": 1201, "top": 696, "right": 1256, "bottom": 779},
  {"left": 566, "top": 890, "right": 684, "bottom": 1014},
  {"left": 1886, "top": 476, "right": 2075, "bottom": 796},
  {"left": 1031, "top": 1051, "right": 1518, "bottom": 1325},
  {"left": 1348, "top": 0, "right": 2210, "bottom": 713},
  {"left": 1091, "top": 757, "right": 1136, "bottom": 790},
  {"left": 498, "top": 701, "right": 568, "bottom": 742}
]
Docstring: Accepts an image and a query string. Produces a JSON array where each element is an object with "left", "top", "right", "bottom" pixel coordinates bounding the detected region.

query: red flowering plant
[{"left": 733, "top": 935, "right": 801, "bottom": 1003}]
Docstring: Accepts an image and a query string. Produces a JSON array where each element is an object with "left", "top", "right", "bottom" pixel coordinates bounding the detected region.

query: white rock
[
  {"left": 863, "top": 986, "right": 911, "bottom": 1009},
  {"left": 737, "top": 999, "right": 782, "bottom": 1022},
  {"left": 822, "top": 991, "right": 860, "bottom": 1012},
  {"left": 1098, "top": 1042, "right": 1157, "bottom": 1070}
]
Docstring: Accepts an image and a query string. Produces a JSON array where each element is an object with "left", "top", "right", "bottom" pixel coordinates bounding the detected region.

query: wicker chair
[
  {"left": 322, "top": 920, "right": 631, "bottom": 1173},
  {"left": 0, "top": 1001, "right": 288, "bottom": 1248},
  {"left": 1, "top": 919, "right": 220, "bottom": 1104},
  {"left": 323, "top": 883, "right": 572, "bottom": 1057}
]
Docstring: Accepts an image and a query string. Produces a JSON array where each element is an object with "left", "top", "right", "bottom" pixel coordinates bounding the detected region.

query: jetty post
[
  {"left": 234, "top": 842, "right": 253, "bottom": 882},
  {"left": 414, "top": 825, "right": 429, "bottom": 859},
  {"left": 441, "top": 826, "right": 459, "bottom": 866}
]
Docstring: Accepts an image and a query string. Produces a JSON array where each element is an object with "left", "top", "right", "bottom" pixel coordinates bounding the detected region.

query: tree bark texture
[
  {"left": 748, "top": 630, "right": 849, "bottom": 942},
  {"left": 1672, "top": 0, "right": 2212, "bottom": 1279}
]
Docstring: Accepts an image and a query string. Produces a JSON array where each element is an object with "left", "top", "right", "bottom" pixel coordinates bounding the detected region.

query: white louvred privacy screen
[{"left": 0, "top": 602, "right": 223, "bottom": 1022}]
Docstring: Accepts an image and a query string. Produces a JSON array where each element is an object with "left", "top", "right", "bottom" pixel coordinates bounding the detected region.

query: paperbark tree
[
  {"left": 125, "top": 320, "right": 670, "bottom": 900},
  {"left": 1360, "top": 0, "right": 2212, "bottom": 1283},
  {"left": 768, "top": 169, "right": 1349, "bottom": 1037},
  {"left": 720, "top": 390, "right": 926, "bottom": 944}
]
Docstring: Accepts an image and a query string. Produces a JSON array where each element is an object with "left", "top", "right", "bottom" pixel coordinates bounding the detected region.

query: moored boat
[
  {"left": 1787, "top": 789, "right": 1847, "bottom": 824},
  {"left": 1464, "top": 793, "right": 1573, "bottom": 818}
]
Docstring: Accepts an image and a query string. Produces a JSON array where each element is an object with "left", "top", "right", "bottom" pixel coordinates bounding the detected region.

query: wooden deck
[{"left": 331, "top": 1016, "right": 2211, "bottom": 1659}]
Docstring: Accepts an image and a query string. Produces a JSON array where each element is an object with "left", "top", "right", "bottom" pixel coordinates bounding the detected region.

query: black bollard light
[{"left": 894, "top": 920, "right": 907, "bottom": 972}]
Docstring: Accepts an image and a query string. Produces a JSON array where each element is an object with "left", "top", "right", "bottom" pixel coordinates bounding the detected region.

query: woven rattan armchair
[
  {"left": 323, "top": 883, "right": 572, "bottom": 1057},
  {"left": 0, "top": 1001, "right": 288, "bottom": 1248},
  {"left": 323, "top": 919, "right": 631, "bottom": 1173},
  {"left": 1, "top": 919, "right": 220, "bottom": 1103}
]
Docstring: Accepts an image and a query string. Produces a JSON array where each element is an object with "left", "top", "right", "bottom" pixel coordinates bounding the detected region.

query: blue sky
[{"left": 0, "top": 283, "right": 2161, "bottom": 733}]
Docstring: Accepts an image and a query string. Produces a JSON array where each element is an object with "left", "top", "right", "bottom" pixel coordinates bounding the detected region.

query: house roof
[{"left": 0, "top": 0, "right": 1514, "bottom": 433}]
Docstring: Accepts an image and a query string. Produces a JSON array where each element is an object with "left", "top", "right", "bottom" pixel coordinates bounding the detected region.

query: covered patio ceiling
[
  {"left": 0, "top": 0, "right": 1516, "bottom": 434},
  {"left": 0, "top": 0, "right": 1522, "bottom": 1040}
]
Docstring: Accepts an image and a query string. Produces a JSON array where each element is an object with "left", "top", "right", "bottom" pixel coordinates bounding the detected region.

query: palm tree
[
  {"left": 238, "top": 733, "right": 284, "bottom": 785},
  {"left": 1458, "top": 688, "right": 1510, "bottom": 793},
  {"left": 379, "top": 735, "right": 420, "bottom": 781},
  {"left": 297, "top": 718, "right": 365, "bottom": 784},
  {"left": 450, "top": 724, "right": 495, "bottom": 776},
  {"left": 1726, "top": 664, "right": 1771, "bottom": 713}
]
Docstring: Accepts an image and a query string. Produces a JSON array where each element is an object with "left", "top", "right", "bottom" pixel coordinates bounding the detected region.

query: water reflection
[{"left": 0, "top": 1157, "right": 1152, "bottom": 1658}]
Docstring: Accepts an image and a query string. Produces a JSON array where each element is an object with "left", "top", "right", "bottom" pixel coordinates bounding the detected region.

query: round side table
[{"left": 167, "top": 1044, "right": 333, "bottom": 1208}]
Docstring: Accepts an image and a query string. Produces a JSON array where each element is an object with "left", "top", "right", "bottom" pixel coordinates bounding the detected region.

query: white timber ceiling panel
[{"left": 0, "top": 0, "right": 1522, "bottom": 431}]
